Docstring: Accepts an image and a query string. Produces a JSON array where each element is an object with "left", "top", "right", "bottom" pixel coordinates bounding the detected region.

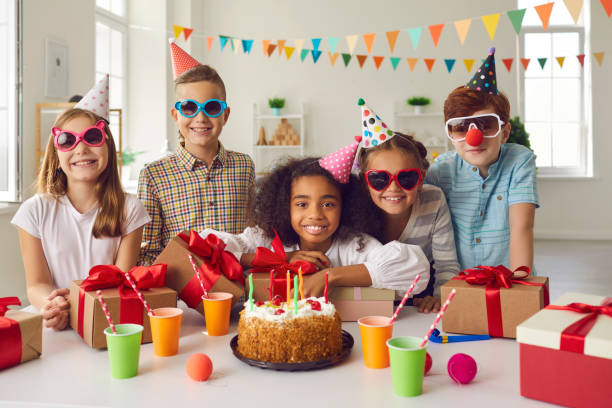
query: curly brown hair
[{"left": 254, "top": 157, "right": 383, "bottom": 248}]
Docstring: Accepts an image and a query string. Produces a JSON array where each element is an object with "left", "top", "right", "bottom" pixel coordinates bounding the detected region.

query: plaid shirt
[{"left": 137, "top": 142, "right": 255, "bottom": 266}]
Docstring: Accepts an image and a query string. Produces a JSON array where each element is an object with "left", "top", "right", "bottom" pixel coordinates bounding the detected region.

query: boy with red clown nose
[{"left": 426, "top": 47, "right": 539, "bottom": 272}]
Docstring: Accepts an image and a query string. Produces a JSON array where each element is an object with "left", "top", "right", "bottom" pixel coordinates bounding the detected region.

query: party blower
[{"left": 429, "top": 328, "right": 490, "bottom": 343}]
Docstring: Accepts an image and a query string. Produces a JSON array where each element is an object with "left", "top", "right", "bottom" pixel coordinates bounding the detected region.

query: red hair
[{"left": 444, "top": 86, "right": 510, "bottom": 124}]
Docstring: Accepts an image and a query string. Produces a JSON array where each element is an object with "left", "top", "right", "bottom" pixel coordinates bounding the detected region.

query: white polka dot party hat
[
  {"left": 169, "top": 39, "right": 202, "bottom": 80},
  {"left": 358, "top": 98, "right": 395, "bottom": 149},
  {"left": 466, "top": 47, "right": 498, "bottom": 95},
  {"left": 74, "top": 74, "right": 109, "bottom": 121},
  {"left": 318, "top": 136, "right": 362, "bottom": 184}
]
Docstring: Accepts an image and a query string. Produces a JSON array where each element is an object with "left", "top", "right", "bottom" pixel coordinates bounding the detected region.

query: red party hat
[
  {"left": 169, "top": 39, "right": 202, "bottom": 80},
  {"left": 318, "top": 136, "right": 362, "bottom": 184}
]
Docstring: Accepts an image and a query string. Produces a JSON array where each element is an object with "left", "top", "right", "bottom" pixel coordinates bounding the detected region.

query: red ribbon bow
[
  {"left": 250, "top": 231, "right": 317, "bottom": 301},
  {"left": 0, "top": 297, "right": 23, "bottom": 369},
  {"left": 546, "top": 298, "right": 612, "bottom": 354},
  {"left": 77, "top": 264, "right": 167, "bottom": 338},
  {"left": 454, "top": 265, "right": 549, "bottom": 337},
  {"left": 178, "top": 231, "right": 244, "bottom": 309}
]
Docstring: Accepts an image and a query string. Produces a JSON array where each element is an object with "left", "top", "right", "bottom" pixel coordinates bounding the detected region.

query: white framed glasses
[{"left": 444, "top": 113, "right": 505, "bottom": 142}]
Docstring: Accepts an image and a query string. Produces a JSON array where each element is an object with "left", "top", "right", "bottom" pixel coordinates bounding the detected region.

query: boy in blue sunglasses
[{"left": 137, "top": 41, "right": 255, "bottom": 266}]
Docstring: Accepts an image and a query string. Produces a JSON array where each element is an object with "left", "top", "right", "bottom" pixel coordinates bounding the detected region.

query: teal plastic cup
[
  {"left": 386, "top": 336, "right": 427, "bottom": 397},
  {"left": 104, "top": 324, "right": 144, "bottom": 379}
]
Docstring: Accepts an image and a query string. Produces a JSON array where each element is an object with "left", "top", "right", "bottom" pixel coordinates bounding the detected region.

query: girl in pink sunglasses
[
  {"left": 357, "top": 99, "right": 460, "bottom": 314},
  {"left": 11, "top": 76, "right": 150, "bottom": 331}
]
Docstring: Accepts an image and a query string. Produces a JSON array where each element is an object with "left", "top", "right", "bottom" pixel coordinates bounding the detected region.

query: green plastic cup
[
  {"left": 386, "top": 336, "right": 427, "bottom": 397},
  {"left": 104, "top": 324, "right": 144, "bottom": 379}
]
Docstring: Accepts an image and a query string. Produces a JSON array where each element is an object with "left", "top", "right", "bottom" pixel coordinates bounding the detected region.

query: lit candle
[
  {"left": 298, "top": 267, "right": 304, "bottom": 300},
  {"left": 248, "top": 273, "right": 254, "bottom": 312},
  {"left": 324, "top": 272, "right": 329, "bottom": 304},
  {"left": 294, "top": 275, "right": 298, "bottom": 315},
  {"left": 286, "top": 270, "right": 290, "bottom": 304}
]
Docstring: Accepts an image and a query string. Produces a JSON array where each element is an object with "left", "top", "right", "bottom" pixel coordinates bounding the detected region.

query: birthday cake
[{"left": 237, "top": 296, "right": 342, "bottom": 363}]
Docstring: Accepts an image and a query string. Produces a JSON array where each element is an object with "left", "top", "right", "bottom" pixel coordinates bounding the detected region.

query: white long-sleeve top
[{"left": 199, "top": 226, "right": 430, "bottom": 294}]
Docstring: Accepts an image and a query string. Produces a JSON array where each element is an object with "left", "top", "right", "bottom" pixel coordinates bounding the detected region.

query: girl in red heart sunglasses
[{"left": 358, "top": 132, "right": 460, "bottom": 314}]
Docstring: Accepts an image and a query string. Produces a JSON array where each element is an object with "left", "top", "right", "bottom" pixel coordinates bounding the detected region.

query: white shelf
[
  {"left": 256, "top": 114, "right": 303, "bottom": 120},
  {"left": 254, "top": 145, "right": 302, "bottom": 149},
  {"left": 395, "top": 111, "right": 444, "bottom": 118}
]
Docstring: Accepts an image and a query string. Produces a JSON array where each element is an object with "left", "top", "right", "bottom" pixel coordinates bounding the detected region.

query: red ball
[
  {"left": 465, "top": 128, "right": 484, "bottom": 146},
  {"left": 447, "top": 353, "right": 477, "bottom": 384},
  {"left": 424, "top": 352, "right": 433, "bottom": 375},
  {"left": 186, "top": 353, "right": 213, "bottom": 382}
]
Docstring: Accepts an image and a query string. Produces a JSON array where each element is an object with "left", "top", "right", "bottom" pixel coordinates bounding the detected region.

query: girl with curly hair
[{"left": 201, "top": 144, "right": 430, "bottom": 298}]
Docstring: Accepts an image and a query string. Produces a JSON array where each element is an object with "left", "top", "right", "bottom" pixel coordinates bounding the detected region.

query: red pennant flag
[
  {"left": 577, "top": 54, "right": 585, "bottom": 67},
  {"left": 183, "top": 28, "right": 194, "bottom": 41},
  {"left": 356, "top": 55, "right": 368, "bottom": 68},
  {"left": 502, "top": 58, "right": 514, "bottom": 72},
  {"left": 373, "top": 56, "right": 385, "bottom": 69},
  {"left": 600, "top": 0, "right": 612, "bottom": 17},
  {"left": 267, "top": 44, "right": 277, "bottom": 57},
  {"left": 520, "top": 58, "right": 531, "bottom": 70},
  {"left": 424, "top": 58, "right": 436, "bottom": 72},
  {"left": 207, "top": 36, "right": 214, "bottom": 51},
  {"left": 428, "top": 24, "right": 444, "bottom": 47}
]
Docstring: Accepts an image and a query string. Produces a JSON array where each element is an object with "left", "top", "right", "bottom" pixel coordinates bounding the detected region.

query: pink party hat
[
  {"left": 75, "top": 74, "right": 109, "bottom": 121},
  {"left": 319, "top": 136, "right": 362, "bottom": 184},
  {"left": 169, "top": 39, "right": 202, "bottom": 80},
  {"left": 358, "top": 98, "right": 394, "bottom": 148}
]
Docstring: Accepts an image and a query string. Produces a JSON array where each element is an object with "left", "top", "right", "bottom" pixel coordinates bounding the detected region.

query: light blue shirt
[{"left": 425, "top": 143, "right": 539, "bottom": 270}]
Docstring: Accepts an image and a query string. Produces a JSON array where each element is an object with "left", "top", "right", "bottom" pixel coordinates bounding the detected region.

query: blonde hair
[{"left": 37, "top": 108, "right": 125, "bottom": 238}]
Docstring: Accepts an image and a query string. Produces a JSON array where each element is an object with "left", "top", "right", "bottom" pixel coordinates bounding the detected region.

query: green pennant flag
[
  {"left": 406, "top": 27, "right": 422, "bottom": 50},
  {"left": 342, "top": 53, "right": 352, "bottom": 67},
  {"left": 390, "top": 57, "right": 401, "bottom": 70},
  {"left": 328, "top": 37, "right": 339, "bottom": 54},
  {"left": 300, "top": 48, "right": 309, "bottom": 62},
  {"left": 507, "top": 9, "right": 526, "bottom": 35},
  {"left": 538, "top": 57, "right": 547, "bottom": 69}
]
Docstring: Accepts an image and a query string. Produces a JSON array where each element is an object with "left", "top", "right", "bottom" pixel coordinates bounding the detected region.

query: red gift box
[
  {"left": 517, "top": 292, "right": 612, "bottom": 408},
  {"left": 0, "top": 297, "right": 42, "bottom": 370}
]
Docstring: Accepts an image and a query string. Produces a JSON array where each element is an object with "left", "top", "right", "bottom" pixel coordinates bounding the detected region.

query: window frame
[{"left": 519, "top": 20, "right": 591, "bottom": 177}]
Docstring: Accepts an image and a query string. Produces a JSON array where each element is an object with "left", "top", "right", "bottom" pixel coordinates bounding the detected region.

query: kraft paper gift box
[
  {"left": 154, "top": 231, "right": 245, "bottom": 313},
  {"left": 0, "top": 297, "right": 42, "bottom": 370},
  {"left": 517, "top": 292, "right": 612, "bottom": 408},
  {"left": 69, "top": 264, "right": 177, "bottom": 349},
  {"left": 329, "top": 287, "right": 395, "bottom": 321},
  {"left": 440, "top": 266, "right": 549, "bottom": 338}
]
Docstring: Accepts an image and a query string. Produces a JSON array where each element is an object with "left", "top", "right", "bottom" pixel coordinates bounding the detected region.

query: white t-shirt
[{"left": 11, "top": 193, "right": 151, "bottom": 290}]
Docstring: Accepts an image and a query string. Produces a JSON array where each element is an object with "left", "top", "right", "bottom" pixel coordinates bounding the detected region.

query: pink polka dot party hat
[
  {"left": 74, "top": 74, "right": 109, "bottom": 121},
  {"left": 318, "top": 136, "right": 362, "bottom": 184}
]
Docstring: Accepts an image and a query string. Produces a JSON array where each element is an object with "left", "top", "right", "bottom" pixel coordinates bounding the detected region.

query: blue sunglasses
[{"left": 174, "top": 99, "right": 228, "bottom": 118}]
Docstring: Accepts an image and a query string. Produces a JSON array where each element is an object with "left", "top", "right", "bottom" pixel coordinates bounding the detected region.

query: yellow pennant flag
[
  {"left": 464, "top": 59, "right": 475, "bottom": 72},
  {"left": 173, "top": 25, "right": 184, "bottom": 39},
  {"left": 328, "top": 52, "right": 340, "bottom": 66},
  {"left": 593, "top": 52, "right": 605, "bottom": 66},
  {"left": 563, "top": 0, "right": 583, "bottom": 24},
  {"left": 346, "top": 35, "right": 358, "bottom": 54},
  {"left": 406, "top": 58, "right": 418, "bottom": 71},
  {"left": 481, "top": 13, "right": 501, "bottom": 40},
  {"left": 363, "top": 33, "right": 376, "bottom": 54},
  {"left": 285, "top": 46, "right": 295, "bottom": 60},
  {"left": 556, "top": 56, "right": 565, "bottom": 67},
  {"left": 277, "top": 40, "right": 286, "bottom": 56},
  {"left": 454, "top": 18, "right": 472, "bottom": 45}
]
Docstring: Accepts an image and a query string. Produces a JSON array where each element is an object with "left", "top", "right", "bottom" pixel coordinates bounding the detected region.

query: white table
[{"left": 0, "top": 303, "right": 550, "bottom": 408}]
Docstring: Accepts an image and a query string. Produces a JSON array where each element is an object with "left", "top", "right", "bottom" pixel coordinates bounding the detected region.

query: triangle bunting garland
[
  {"left": 342, "top": 53, "right": 352, "bottom": 67},
  {"left": 464, "top": 59, "right": 475, "bottom": 72},
  {"left": 386, "top": 30, "right": 400, "bottom": 53},
  {"left": 601, "top": 0, "right": 612, "bottom": 17},
  {"left": 444, "top": 59, "right": 456, "bottom": 73},
  {"left": 311, "top": 49, "right": 322, "bottom": 63},
  {"left": 267, "top": 44, "right": 277, "bottom": 56},
  {"left": 262, "top": 40, "right": 270, "bottom": 56},
  {"left": 407, "top": 27, "right": 422, "bottom": 50},
  {"left": 390, "top": 57, "right": 401, "bottom": 70},
  {"left": 285, "top": 46, "right": 295, "bottom": 60},
  {"left": 428, "top": 24, "right": 444, "bottom": 47},
  {"left": 328, "top": 37, "right": 339, "bottom": 54},
  {"left": 300, "top": 48, "right": 309, "bottom": 62},
  {"left": 556, "top": 56, "right": 565, "bottom": 67},
  {"left": 407, "top": 58, "right": 418, "bottom": 71},
  {"left": 502, "top": 58, "right": 514, "bottom": 72},
  {"left": 363, "top": 33, "right": 376, "bottom": 54},
  {"left": 295, "top": 39, "right": 305, "bottom": 54},
  {"left": 577, "top": 54, "right": 585, "bottom": 66},
  {"left": 563, "top": 0, "right": 584, "bottom": 24},
  {"left": 538, "top": 57, "right": 547, "bottom": 69},
  {"left": 481, "top": 13, "right": 501, "bottom": 40},
  {"left": 593, "top": 52, "right": 605, "bottom": 66},
  {"left": 356, "top": 55, "right": 368, "bottom": 68},
  {"left": 521, "top": 58, "right": 531, "bottom": 70},
  {"left": 328, "top": 52, "right": 340, "bottom": 66},
  {"left": 311, "top": 38, "right": 322, "bottom": 51},
  {"left": 346, "top": 35, "right": 358, "bottom": 54},
  {"left": 183, "top": 28, "right": 193, "bottom": 41},
  {"left": 277, "top": 40, "right": 286, "bottom": 55},
  {"left": 373, "top": 56, "right": 385, "bottom": 69},
  {"left": 424, "top": 58, "right": 436, "bottom": 72},
  {"left": 454, "top": 18, "right": 472, "bottom": 45},
  {"left": 535, "top": 2, "right": 555, "bottom": 30},
  {"left": 207, "top": 36, "right": 214, "bottom": 50},
  {"left": 242, "top": 39, "right": 253, "bottom": 54},
  {"left": 507, "top": 9, "right": 527, "bottom": 35},
  {"left": 219, "top": 35, "right": 229, "bottom": 51},
  {"left": 173, "top": 25, "right": 184, "bottom": 39}
]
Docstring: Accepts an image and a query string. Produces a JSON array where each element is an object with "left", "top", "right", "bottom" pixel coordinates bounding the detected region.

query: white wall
[{"left": 191, "top": 0, "right": 612, "bottom": 239}]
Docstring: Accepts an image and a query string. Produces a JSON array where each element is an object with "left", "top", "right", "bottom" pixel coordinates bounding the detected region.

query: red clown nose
[{"left": 466, "top": 128, "right": 484, "bottom": 146}]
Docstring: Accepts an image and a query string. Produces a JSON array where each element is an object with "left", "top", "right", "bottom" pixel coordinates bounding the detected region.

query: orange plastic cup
[
  {"left": 202, "top": 292, "right": 233, "bottom": 336},
  {"left": 358, "top": 316, "right": 394, "bottom": 369},
  {"left": 149, "top": 307, "right": 183, "bottom": 356}
]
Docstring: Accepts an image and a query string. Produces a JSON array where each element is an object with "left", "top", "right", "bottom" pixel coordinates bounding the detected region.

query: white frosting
[{"left": 242, "top": 297, "right": 336, "bottom": 322}]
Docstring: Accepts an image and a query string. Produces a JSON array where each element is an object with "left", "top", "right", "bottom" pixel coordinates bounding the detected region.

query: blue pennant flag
[
  {"left": 311, "top": 38, "right": 322, "bottom": 51},
  {"left": 444, "top": 59, "right": 456, "bottom": 73},
  {"left": 311, "top": 49, "right": 322, "bottom": 63},
  {"left": 219, "top": 36, "right": 228, "bottom": 51},
  {"left": 242, "top": 39, "right": 253, "bottom": 54}
]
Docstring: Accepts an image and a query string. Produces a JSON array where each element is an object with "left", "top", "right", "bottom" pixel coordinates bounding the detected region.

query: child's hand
[
  {"left": 301, "top": 269, "right": 331, "bottom": 298},
  {"left": 42, "top": 288, "right": 70, "bottom": 331},
  {"left": 285, "top": 250, "right": 331, "bottom": 271},
  {"left": 413, "top": 296, "right": 441, "bottom": 314}
]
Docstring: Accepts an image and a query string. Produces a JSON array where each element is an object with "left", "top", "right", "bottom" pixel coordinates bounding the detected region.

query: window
[
  {"left": 0, "top": 0, "right": 20, "bottom": 202},
  {"left": 519, "top": 0, "right": 590, "bottom": 176},
  {"left": 95, "top": 0, "right": 126, "bottom": 147}
]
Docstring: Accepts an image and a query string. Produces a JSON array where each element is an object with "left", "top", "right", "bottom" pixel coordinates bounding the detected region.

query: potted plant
[
  {"left": 268, "top": 97, "right": 285, "bottom": 116},
  {"left": 407, "top": 96, "right": 431, "bottom": 115},
  {"left": 508, "top": 116, "right": 532, "bottom": 150},
  {"left": 119, "top": 148, "right": 146, "bottom": 184}
]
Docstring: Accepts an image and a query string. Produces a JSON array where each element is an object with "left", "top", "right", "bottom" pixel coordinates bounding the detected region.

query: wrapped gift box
[
  {"left": 1, "top": 298, "right": 42, "bottom": 370},
  {"left": 440, "top": 268, "right": 549, "bottom": 338},
  {"left": 517, "top": 292, "right": 612, "bottom": 408},
  {"left": 245, "top": 272, "right": 278, "bottom": 302},
  {"left": 154, "top": 231, "right": 245, "bottom": 314},
  {"left": 329, "top": 287, "right": 394, "bottom": 321},
  {"left": 69, "top": 265, "right": 177, "bottom": 349}
]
